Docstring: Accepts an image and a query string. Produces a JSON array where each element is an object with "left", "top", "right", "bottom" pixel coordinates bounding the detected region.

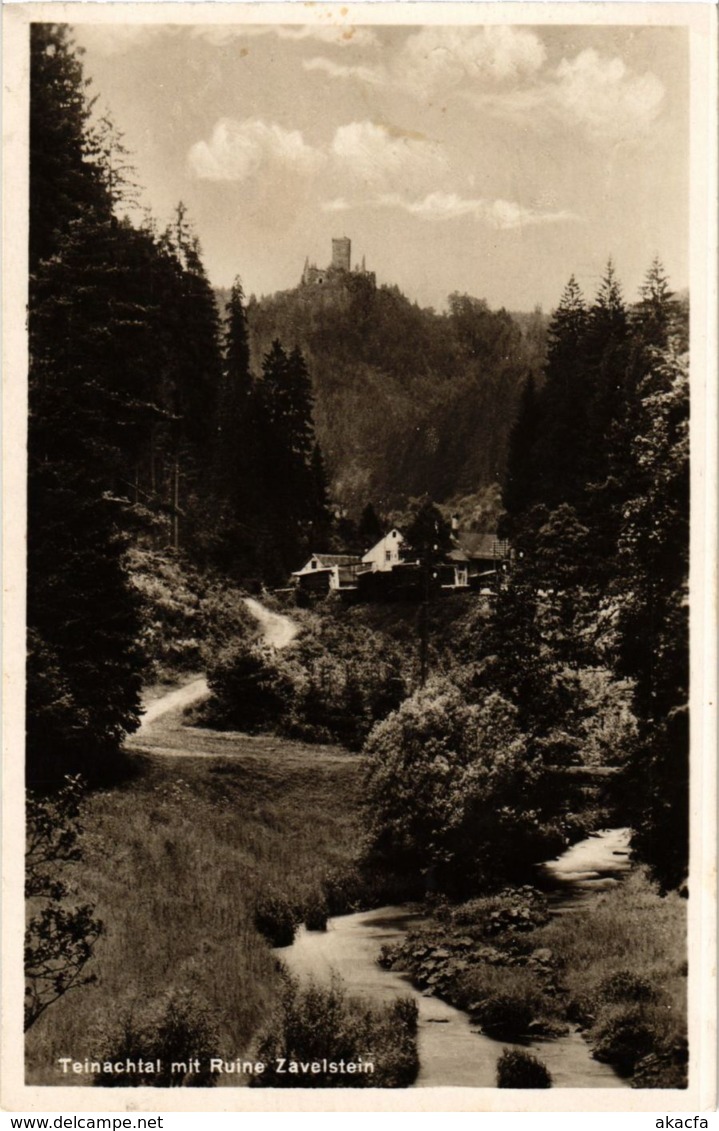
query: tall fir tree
[
  {"left": 28, "top": 24, "right": 147, "bottom": 785},
  {"left": 29, "top": 23, "right": 111, "bottom": 271},
  {"left": 609, "top": 325, "right": 689, "bottom": 890},
  {"left": 500, "top": 374, "right": 539, "bottom": 536},
  {"left": 211, "top": 276, "right": 263, "bottom": 577},
  {"left": 531, "top": 276, "right": 590, "bottom": 511},
  {"left": 256, "top": 341, "right": 330, "bottom": 580}
]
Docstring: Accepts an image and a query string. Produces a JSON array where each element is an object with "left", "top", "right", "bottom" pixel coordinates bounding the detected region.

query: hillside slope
[{"left": 219, "top": 276, "right": 547, "bottom": 514}]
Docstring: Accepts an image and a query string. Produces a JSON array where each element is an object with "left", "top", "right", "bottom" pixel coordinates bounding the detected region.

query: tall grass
[
  {"left": 253, "top": 972, "right": 419, "bottom": 1088},
  {"left": 25, "top": 741, "right": 365, "bottom": 1086},
  {"left": 543, "top": 870, "right": 687, "bottom": 1083}
]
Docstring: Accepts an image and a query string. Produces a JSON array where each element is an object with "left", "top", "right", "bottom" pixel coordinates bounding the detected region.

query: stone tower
[{"left": 331, "top": 237, "right": 351, "bottom": 272}]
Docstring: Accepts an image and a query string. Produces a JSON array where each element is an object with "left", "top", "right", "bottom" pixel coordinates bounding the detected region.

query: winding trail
[
  {"left": 132, "top": 597, "right": 298, "bottom": 740},
  {"left": 243, "top": 596, "right": 298, "bottom": 650}
]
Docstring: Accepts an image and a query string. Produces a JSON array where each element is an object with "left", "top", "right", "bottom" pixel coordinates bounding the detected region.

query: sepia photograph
[{"left": 2, "top": 1, "right": 716, "bottom": 1113}]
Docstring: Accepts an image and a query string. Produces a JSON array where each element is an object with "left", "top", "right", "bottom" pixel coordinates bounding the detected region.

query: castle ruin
[{"left": 301, "top": 237, "right": 375, "bottom": 288}]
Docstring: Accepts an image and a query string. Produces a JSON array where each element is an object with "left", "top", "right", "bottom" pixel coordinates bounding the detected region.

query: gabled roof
[
  {"left": 291, "top": 554, "right": 361, "bottom": 579},
  {"left": 292, "top": 552, "right": 362, "bottom": 577},
  {"left": 362, "top": 528, "right": 404, "bottom": 561},
  {"left": 313, "top": 554, "right": 362, "bottom": 566},
  {"left": 448, "top": 533, "right": 506, "bottom": 562}
]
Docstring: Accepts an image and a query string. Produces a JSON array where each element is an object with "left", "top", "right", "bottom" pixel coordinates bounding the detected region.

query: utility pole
[
  {"left": 420, "top": 552, "right": 430, "bottom": 687},
  {"left": 172, "top": 457, "right": 180, "bottom": 551}
]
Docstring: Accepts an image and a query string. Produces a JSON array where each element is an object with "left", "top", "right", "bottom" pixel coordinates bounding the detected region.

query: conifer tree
[
  {"left": 633, "top": 257, "right": 679, "bottom": 349},
  {"left": 28, "top": 24, "right": 146, "bottom": 785},
  {"left": 608, "top": 321, "right": 689, "bottom": 890},
  {"left": 210, "top": 277, "right": 263, "bottom": 576},
  {"left": 500, "top": 375, "right": 539, "bottom": 536},
  {"left": 358, "top": 503, "right": 383, "bottom": 550},
  {"left": 256, "top": 341, "right": 330, "bottom": 579},
  {"left": 531, "top": 276, "right": 590, "bottom": 511},
  {"left": 581, "top": 260, "right": 632, "bottom": 570},
  {"left": 29, "top": 23, "right": 111, "bottom": 270}
]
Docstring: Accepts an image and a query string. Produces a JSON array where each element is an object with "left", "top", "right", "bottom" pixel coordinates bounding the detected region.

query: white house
[
  {"left": 361, "top": 529, "right": 405, "bottom": 572},
  {"left": 291, "top": 553, "right": 362, "bottom": 593}
]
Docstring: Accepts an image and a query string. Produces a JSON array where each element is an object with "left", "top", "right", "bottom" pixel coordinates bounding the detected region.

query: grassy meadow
[{"left": 25, "top": 709, "right": 366, "bottom": 1086}]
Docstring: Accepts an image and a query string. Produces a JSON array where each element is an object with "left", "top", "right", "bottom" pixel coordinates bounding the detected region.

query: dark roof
[
  {"left": 448, "top": 533, "right": 506, "bottom": 562},
  {"left": 315, "top": 554, "right": 362, "bottom": 567}
]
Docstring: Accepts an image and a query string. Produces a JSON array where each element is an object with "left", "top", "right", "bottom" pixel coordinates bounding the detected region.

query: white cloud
[
  {"left": 322, "top": 198, "right": 352, "bottom": 213},
  {"left": 188, "top": 119, "right": 324, "bottom": 182},
  {"left": 393, "top": 26, "right": 546, "bottom": 97},
  {"left": 351, "top": 190, "right": 582, "bottom": 229},
  {"left": 303, "top": 56, "right": 384, "bottom": 85},
  {"left": 331, "top": 120, "right": 447, "bottom": 189},
  {"left": 552, "top": 49, "right": 664, "bottom": 139},
  {"left": 467, "top": 48, "right": 664, "bottom": 143},
  {"left": 192, "top": 24, "right": 379, "bottom": 49},
  {"left": 303, "top": 26, "right": 546, "bottom": 98},
  {"left": 188, "top": 117, "right": 444, "bottom": 194}
]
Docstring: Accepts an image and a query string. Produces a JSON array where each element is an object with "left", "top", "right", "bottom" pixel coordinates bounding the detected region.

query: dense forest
[
  {"left": 25, "top": 22, "right": 690, "bottom": 1093},
  {"left": 234, "top": 278, "right": 548, "bottom": 513}
]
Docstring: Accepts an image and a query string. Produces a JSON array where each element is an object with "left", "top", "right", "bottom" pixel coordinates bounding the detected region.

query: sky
[{"left": 71, "top": 15, "right": 689, "bottom": 313}]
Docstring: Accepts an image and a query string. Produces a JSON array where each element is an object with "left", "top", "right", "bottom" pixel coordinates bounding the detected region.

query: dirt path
[
  {"left": 243, "top": 596, "right": 298, "bottom": 649},
  {"left": 130, "top": 597, "right": 302, "bottom": 750}
]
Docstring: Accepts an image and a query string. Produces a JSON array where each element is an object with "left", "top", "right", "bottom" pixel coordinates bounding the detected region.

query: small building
[
  {"left": 447, "top": 532, "right": 510, "bottom": 589},
  {"left": 291, "top": 552, "right": 363, "bottom": 595},
  {"left": 361, "top": 528, "right": 406, "bottom": 572}
]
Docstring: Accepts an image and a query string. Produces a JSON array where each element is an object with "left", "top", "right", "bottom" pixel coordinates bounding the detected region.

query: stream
[{"left": 278, "top": 829, "right": 632, "bottom": 1088}]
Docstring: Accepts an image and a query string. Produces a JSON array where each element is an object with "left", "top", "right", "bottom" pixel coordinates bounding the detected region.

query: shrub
[
  {"left": 282, "top": 613, "right": 408, "bottom": 750},
  {"left": 206, "top": 643, "right": 298, "bottom": 732},
  {"left": 472, "top": 993, "right": 535, "bottom": 1039},
  {"left": 97, "top": 989, "right": 220, "bottom": 1087},
  {"left": 254, "top": 893, "right": 301, "bottom": 948},
  {"left": 363, "top": 681, "right": 555, "bottom": 893},
  {"left": 252, "top": 973, "right": 419, "bottom": 1088},
  {"left": 450, "top": 887, "right": 550, "bottom": 936},
  {"left": 127, "top": 548, "right": 259, "bottom": 680},
  {"left": 632, "top": 1041, "right": 688, "bottom": 1089},
  {"left": 25, "top": 776, "right": 103, "bottom": 1032},
  {"left": 321, "top": 864, "right": 421, "bottom": 917},
  {"left": 598, "top": 970, "right": 656, "bottom": 1004},
  {"left": 496, "top": 1049, "right": 552, "bottom": 1088},
  {"left": 591, "top": 1004, "right": 657, "bottom": 1075},
  {"left": 304, "top": 895, "right": 329, "bottom": 932}
]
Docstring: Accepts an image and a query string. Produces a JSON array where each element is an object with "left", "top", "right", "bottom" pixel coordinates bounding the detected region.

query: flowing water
[{"left": 279, "top": 830, "right": 632, "bottom": 1088}]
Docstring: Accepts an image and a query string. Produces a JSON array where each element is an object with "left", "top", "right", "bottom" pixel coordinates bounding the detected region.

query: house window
[
  {"left": 311, "top": 560, "right": 317, "bottom": 569},
  {"left": 385, "top": 550, "right": 392, "bottom": 562}
]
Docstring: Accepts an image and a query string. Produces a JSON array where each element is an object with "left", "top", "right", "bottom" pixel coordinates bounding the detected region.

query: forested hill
[{"left": 216, "top": 277, "right": 548, "bottom": 513}]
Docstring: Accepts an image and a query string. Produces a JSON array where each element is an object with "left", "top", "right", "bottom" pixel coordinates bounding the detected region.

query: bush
[
  {"left": 591, "top": 1004, "right": 657, "bottom": 1075},
  {"left": 254, "top": 893, "right": 301, "bottom": 948},
  {"left": 632, "top": 1041, "right": 688, "bottom": 1089},
  {"left": 97, "top": 989, "right": 220, "bottom": 1087},
  {"left": 450, "top": 887, "right": 550, "bottom": 936},
  {"left": 496, "top": 1049, "right": 552, "bottom": 1088},
  {"left": 252, "top": 973, "right": 419, "bottom": 1088},
  {"left": 282, "top": 612, "right": 408, "bottom": 750},
  {"left": 304, "top": 895, "right": 329, "bottom": 932},
  {"left": 321, "top": 864, "right": 422, "bottom": 917},
  {"left": 598, "top": 970, "right": 656, "bottom": 1004},
  {"left": 363, "top": 680, "right": 556, "bottom": 893},
  {"left": 472, "top": 993, "right": 535, "bottom": 1039},
  {"left": 206, "top": 643, "right": 297, "bottom": 732},
  {"left": 127, "top": 548, "right": 258, "bottom": 679}
]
